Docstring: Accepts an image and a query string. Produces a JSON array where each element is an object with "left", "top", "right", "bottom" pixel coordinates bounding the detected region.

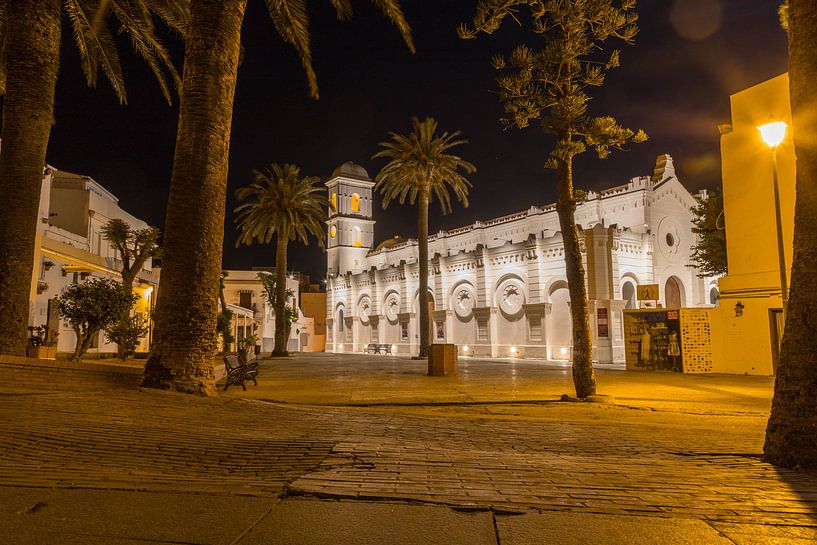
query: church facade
[{"left": 325, "top": 156, "right": 718, "bottom": 362}]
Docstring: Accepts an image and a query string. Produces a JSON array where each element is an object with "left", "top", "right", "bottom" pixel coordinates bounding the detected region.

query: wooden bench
[
  {"left": 222, "top": 355, "right": 258, "bottom": 391},
  {"left": 364, "top": 343, "right": 393, "bottom": 355}
]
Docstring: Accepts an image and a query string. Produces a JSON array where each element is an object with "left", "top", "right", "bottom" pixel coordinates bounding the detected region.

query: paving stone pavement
[{"left": 0, "top": 354, "right": 816, "bottom": 543}]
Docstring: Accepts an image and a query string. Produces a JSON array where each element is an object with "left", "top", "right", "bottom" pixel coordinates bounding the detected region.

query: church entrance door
[{"left": 665, "top": 277, "right": 682, "bottom": 308}]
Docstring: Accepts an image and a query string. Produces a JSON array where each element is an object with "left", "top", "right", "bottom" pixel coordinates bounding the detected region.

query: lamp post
[{"left": 757, "top": 121, "right": 788, "bottom": 323}]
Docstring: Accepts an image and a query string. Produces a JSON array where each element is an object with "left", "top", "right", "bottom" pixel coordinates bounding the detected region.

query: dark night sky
[{"left": 42, "top": 0, "right": 788, "bottom": 280}]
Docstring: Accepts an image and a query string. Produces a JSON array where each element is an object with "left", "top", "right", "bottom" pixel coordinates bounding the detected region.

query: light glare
[{"left": 757, "top": 121, "right": 787, "bottom": 148}]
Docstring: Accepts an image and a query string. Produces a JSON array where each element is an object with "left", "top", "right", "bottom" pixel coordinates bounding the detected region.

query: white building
[
  {"left": 31, "top": 168, "right": 159, "bottom": 355},
  {"left": 325, "top": 157, "right": 718, "bottom": 362}
]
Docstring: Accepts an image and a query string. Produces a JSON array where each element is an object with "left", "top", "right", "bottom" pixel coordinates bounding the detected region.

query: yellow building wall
[
  {"left": 711, "top": 73, "right": 795, "bottom": 375},
  {"left": 300, "top": 292, "right": 327, "bottom": 351}
]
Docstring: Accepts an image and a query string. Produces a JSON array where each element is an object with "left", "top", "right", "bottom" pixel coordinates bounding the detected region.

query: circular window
[
  {"left": 665, "top": 233, "right": 675, "bottom": 247},
  {"left": 330, "top": 225, "right": 336, "bottom": 238},
  {"left": 496, "top": 279, "right": 525, "bottom": 318}
]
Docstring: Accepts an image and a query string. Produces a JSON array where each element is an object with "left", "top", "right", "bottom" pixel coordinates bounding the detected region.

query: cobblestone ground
[{"left": 0, "top": 382, "right": 815, "bottom": 531}]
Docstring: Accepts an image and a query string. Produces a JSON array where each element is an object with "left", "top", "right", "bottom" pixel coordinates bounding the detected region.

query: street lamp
[{"left": 757, "top": 121, "right": 788, "bottom": 322}]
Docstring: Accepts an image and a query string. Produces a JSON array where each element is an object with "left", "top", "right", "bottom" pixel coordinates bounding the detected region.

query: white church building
[{"left": 325, "top": 156, "right": 718, "bottom": 363}]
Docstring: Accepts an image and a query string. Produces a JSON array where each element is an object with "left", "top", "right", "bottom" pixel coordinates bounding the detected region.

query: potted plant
[
  {"left": 238, "top": 333, "right": 258, "bottom": 364},
  {"left": 26, "top": 325, "right": 58, "bottom": 359}
]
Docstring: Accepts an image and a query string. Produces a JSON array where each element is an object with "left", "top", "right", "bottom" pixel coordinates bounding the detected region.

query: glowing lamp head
[
  {"left": 338, "top": 344, "right": 344, "bottom": 352},
  {"left": 559, "top": 347, "right": 568, "bottom": 356},
  {"left": 510, "top": 346, "right": 517, "bottom": 354},
  {"left": 462, "top": 345, "right": 469, "bottom": 352},
  {"left": 757, "top": 121, "right": 787, "bottom": 148}
]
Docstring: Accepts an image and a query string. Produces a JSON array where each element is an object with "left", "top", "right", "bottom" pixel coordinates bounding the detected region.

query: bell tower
[{"left": 326, "top": 162, "right": 375, "bottom": 276}]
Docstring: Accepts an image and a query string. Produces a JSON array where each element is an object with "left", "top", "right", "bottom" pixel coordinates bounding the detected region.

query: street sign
[{"left": 637, "top": 284, "right": 660, "bottom": 301}]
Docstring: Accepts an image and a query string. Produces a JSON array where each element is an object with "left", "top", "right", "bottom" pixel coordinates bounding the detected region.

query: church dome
[
  {"left": 331, "top": 161, "right": 370, "bottom": 181},
  {"left": 373, "top": 235, "right": 406, "bottom": 252}
]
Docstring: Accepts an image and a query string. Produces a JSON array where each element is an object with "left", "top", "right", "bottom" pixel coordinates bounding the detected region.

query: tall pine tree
[
  {"left": 689, "top": 192, "right": 727, "bottom": 277},
  {"left": 461, "top": 0, "right": 647, "bottom": 397}
]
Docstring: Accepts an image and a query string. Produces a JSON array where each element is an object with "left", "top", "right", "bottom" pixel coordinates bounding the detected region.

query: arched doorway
[
  {"left": 336, "top": 306, "right": 345, "bottom": 351},
  {"left": 709, "top": 287, "right": 720, "bottom": 306},
  {"left": 548, "top": 283, "right": 572, "bottom": 359},
  {"left": 414, "top": 290, "right": 436, "bottom": 345},
  {"left": 665, "top": 277, "right": 683, "bottom": 308},
  {"left": 622, "top": 281, "right": 636, "bottom": 309}
]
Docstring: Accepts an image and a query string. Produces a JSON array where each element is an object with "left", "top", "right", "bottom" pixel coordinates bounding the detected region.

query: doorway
[{"left": 665, "top": 277, "right": 683, "bottom": 308}]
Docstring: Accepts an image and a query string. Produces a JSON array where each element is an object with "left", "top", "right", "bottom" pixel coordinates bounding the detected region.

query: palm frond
[
  {"left": 234, "top": 163, "right": 328, "bottom": 249},
  {"left": 144, "top": 0, "right": 189, "bottom": 36},
  {"left": 373, "top": 117, "right": 475, "bottom": 214},
  {"left": 265, "top": 0, "right": 319, "bottom": 99},
  {"left": 91, "top": 0, "right": 113, "bottom": 34},
  {"left": 110, "top": 0, "right": 182, "bottom": 105},
  {"left": 63, "top": 0, "right": 100, "bottom": 91},
  {"left": 329, "top": 0, "right": 353, "bottom": 20},
  {"left": 64, "top": 0, "right": 128, "bottom": 104},
  {"left": 371, "top": 0, "right": 415, "bottom": 53},
  {"left": 0, "top": 0, "right": 8, "bottom": 95}
]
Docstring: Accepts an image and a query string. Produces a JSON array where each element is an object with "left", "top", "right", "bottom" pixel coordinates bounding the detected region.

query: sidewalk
[{"left": 1, "top": 353, "right": 814, "bottom": 544}]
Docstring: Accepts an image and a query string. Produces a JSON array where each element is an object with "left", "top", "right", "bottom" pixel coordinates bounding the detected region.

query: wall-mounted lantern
[{"left": 734, "top": 301, "right": 744, "bottom": 317}]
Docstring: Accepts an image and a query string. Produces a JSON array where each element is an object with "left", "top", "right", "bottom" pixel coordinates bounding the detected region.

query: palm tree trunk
[
  {"left": 556, "top": 154, "right": 596, "bottom": 398},
  {"left": 0, "top": 0, "right": 62, "bottom": 356},
  {"left": 764, "top": 0, "right": 817, "bottom": 469},
  {"left": 142, "top": 0, "right": 247, "bottom": 394},
  {"left": 273, "top": 231, "right": 289, "bottom": 356},
  {"left": 418, "top": 189, "right": 430, "bottom": 358}
]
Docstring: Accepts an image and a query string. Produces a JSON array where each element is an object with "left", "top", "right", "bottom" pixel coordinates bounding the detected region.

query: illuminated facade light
[
  {"left": 757, "top": 121, "right": 787, "bottom": 148},
  {"left": 326, "top": 155, "right": 717, "bottom": 362}
]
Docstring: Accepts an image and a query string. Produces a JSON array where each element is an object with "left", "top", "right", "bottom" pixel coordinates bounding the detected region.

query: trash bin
[{"left": 428, "top": 344, "right": 457, "bottom": 376}]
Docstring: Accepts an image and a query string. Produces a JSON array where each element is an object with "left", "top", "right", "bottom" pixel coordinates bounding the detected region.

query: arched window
[
  {"left": 338, "top": 309, "right": 344, "bottom": 331},
  {"left": 351, "top": 193, "right": 360, "bottom": 212},
  {"left": 709, "top": 287, "right": 720, "bottom": 306},
  {"left": 330, "top": 192, "right": 337, "bottom": 211},
  {"left": 622, "top": 281, "right": 636, "bottom": 309},
  {"left": 353, "top": 226, "right": 362, "bottom": 247}
]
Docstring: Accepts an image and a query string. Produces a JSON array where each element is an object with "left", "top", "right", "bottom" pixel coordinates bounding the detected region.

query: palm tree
[
  {"left": 0, "top": 0, "right": 186, "bottom": 356},
  {"left": 234, "top": 164, "right": 327, "bottom": 356},
  {"left": 373, "top": 117, "right": 476, "bottom": 358},
  {"left": 764, "top": 0, "right": 817, "bottom": 469},
  {"left": 142, "top": 0, "right": 413, "bottom": 394}
]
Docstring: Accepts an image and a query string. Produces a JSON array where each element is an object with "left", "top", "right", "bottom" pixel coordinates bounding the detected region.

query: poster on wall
[
  {"left": 623, "top": 309, "right": 682, "bottom": 372},
  {"left": 597, "top": 308, "right": 609, "bottom": 338}
]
